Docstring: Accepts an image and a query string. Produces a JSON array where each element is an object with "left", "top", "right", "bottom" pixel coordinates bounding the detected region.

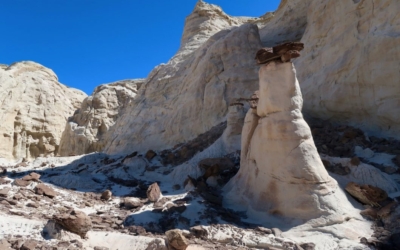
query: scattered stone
[
  {"left": 21, "top": 172, "right": 41, "bottom": 182},
  {"left": 165, "top": 229, "right": 189, "bottom": 250},
  {"left": 26, "top": 202, "right": 39, "bottom": 208},
  {"left": 0, "top": 187, "right": 10, "bottom": 197},
  {"left": 35, "top": 183, "right": 57, "bottom": 198},
  {"left": 20, "top": 239, "right": 38, "bottom": 250},
  {"left": 145, "top": 150, "right": 157, "bottom": 161},
  {"left": 350, "top": 157, "right": 361, "bottom": 166},
  {"left": 13, "top": 179, "right": 30, "bottom": 187},
  {"left": 94, "top": 247, "right": 109, "bottom": 250},
  {"left": 147, "top": 182, "right": 161, "bottom": 202},
  {"left": 54, "top": 209, "right": 92, "bottom": 238},
  {"left": 190, "top": 226, "right": 208, "bottom": 238},
  {"left": 127, "top": 225, "right": 146, "bottom": 235},
  {"left": 345, "top": 182, "right": 388, "bottom": 207},
  {"left": 124, "top": 197, "right": 142, "bottom": 209},
  {"left": 377, "top": 201, "right": 397, "bottom": 218},
  {"left": 100, "top": 190, "right": 112, "bottom": 201}
]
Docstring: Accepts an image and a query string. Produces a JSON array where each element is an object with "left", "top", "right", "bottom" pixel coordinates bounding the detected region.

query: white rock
[
  {"left": 0, "top": 61, "right": 86, "bottom": 160},
  {"left": 58, "top": 79, "right": 144, "bottom": 156}
]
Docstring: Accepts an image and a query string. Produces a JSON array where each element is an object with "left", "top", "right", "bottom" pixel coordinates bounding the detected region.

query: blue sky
[{"left": 0, "top": 1, "right": 280, "bottom": 95}]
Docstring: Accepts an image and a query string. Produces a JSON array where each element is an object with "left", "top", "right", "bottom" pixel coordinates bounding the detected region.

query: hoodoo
[{"left": 224, "top": 44, "right": 356, "bottom": 221}]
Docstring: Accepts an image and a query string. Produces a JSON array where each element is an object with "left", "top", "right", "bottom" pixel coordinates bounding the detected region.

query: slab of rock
[
  {"left": 255, "top": 42, "right": 304, "bottom": 64},
  {"left": 54, "top": 209, "right": 92, "bottom": 238},
  {"left": 124, "top": 197, "right": 142, "bottom": 209},
  {"left": 13, "top": 179, "right": 30, "bottom": 187},
  {"left": 223, "top": 61, "right": 358, "bottom": 221},
  {"left": 35, "top": 183, "right": 57, "bottom": 198},
  {"left": 345, "top": 182, "right": 388, "bottom": 207},
  {"left": 21, "top": 172, "right": 41, "bottom": 182},
  {"left": 165, "top": 229, "right": 189, "bottom": 250},
  {"left": 147, "top": 182, "right": 161, "bottom": 202}
]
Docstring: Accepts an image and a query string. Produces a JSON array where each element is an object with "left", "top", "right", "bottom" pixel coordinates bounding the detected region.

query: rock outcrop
[
  {"left": 223, "top": 60, "right": 356, "bottom": 221},
  {"left": 58, "top": 79, "right": 144, "bottom": 156},
  {"left": 0, "top": 61, "right": 86, "bottom": 160},
  {"left": 103, "top": 2, "right": 264, "bottom": 155},
  {"left": 293, "top": 0, "right": 400, "bottom": 138}
]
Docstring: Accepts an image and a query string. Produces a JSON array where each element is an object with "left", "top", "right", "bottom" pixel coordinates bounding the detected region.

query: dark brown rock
[
  {"left": 345, "top": 182, "right": 388, "bottom": 207},
  {"left": 127, "top": 225, "right": 146, "bottom": 235},
  {"left": 360, "top": 208, "right": 378, "bottom": 220},
  {"left": 100, "top": 190, "right": 112, "bottom": 201},
  {"left": 190, "top": 225, "right": 208, "bottom": 238},
  {"left": 165, "top": 229, "right": 188, "bottom": 250},
  {"left": 13, "top": 179, "right": 30, "bottom": 187},
  {"left": 146, "top": 182, "right": 161, "bottom": 202},
  {"left": 35, "top": 183, "right": 57, "bottom": 198},
  {"left": 256, "top": 42, "right": 304, "bottom": 64},
  {"left": 350, "top": 157, "right": 361, "bottom": 166},
  {"left": 145, "top": 150, "right": 157, "bottom": 161},
  {"left": 54, "top": 209, "right": 92, "bottom": 238},
  {"left": 21, "top": 172, "right": 41, "bottom": 182}
]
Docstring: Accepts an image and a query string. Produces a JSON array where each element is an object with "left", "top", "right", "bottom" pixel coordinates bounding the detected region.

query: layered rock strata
[
  {"left": 223, "top": 60, "right": 356, "bottom": 221},
  {"left": 58, "top": 79, "right": 144, "bottom": 156},
  {"left": 0, "top": 61, "right": 86, "bottom": 160}
]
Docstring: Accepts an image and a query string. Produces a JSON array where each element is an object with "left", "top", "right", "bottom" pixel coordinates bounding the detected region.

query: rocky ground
[{"left": 0, "top": 120, "right": 399, "bottom": 250}]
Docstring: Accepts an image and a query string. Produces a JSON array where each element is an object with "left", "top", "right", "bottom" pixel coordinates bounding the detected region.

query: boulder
[
  {"left": 165, "top": 229, "right": 189, "bottom": 250},
  {"left": 35, "top": 183, "right": 57, "bottom": 198},
  {"left": 147, "top": 183, "right": 161, "bottom": 202},
  {"left": 53, "top": 209, "right": 92, "bottom": 238},
  {"left": 223, "top": 60, "right": 357, "bottom": 221},
  {"left": 100, "top": 190, "right": 112, "bottom": 201},
  {"left": 124, "top": 197, "right": 142, "bottom": 209}
]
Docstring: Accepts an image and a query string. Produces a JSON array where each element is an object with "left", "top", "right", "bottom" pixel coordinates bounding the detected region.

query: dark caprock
[{"left": 255, "top": 42, "right": 304, "bottom": 64}]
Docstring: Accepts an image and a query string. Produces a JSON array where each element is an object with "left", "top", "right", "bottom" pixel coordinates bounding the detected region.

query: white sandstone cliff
[
  {"left": 0, "top": 61, "right": 87, "bottom": 160},
  {"left": 58, "top": 79, "right": 144, "bottom": 156},
  {"left": 103, "top": 2, "right": 265, "bottom": 155}
]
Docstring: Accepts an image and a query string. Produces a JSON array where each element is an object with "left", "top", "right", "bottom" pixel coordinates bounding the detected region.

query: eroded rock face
[
  {"left": 294, "top": 0, "right": 400, "bottom": 139},
  {"left": 223, "top": 61, "right": 356, "bottom": 221},
  {"left": 0, "top": 61, "right": 86, "bottom": 160},
  {"left": 58, "top": 79, "right": 144, "bottom": 156},
  {"left": 103, "top": 2, "right": 264, "bottom": 156}
]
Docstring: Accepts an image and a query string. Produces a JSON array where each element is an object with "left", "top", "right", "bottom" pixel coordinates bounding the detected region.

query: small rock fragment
[
  {"left": 20, "top": 240, "right": 38, "bottom": 250},
  {"left": 13, "top": 179, "right": 30, "bottom": 187},
  {"left": 350, "top": 157, "right": 360, "bottom": 166},
  {"left": 0, "top": 187, "right": 10, "bottom": 197}
]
